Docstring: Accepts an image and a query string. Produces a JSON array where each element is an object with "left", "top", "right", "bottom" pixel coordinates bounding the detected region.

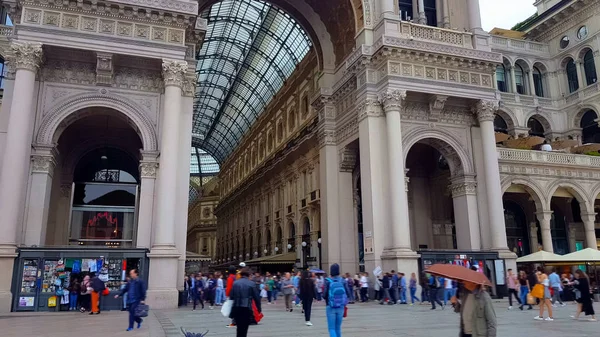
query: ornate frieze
[
  {"left": 473, "top": 100, "right": 498, "bottom": 123},
  {"left": 378, "top": 89, "right": 407, "bottom": 112},
  {"left": 428, "top": 95, "right": 448, "bottom": 121},
  {"left": 357, "top": 98, "right": 383, "bottom": 122},
  {"left": 449, "top": 180, "right": 477, "bottom": 198},
  {"left": 95, "top": 52, "right": 113, "bottom": 86},
  {"left": 162, "top": 59, "right": 187, "bottom": 88},
  {"left": 10, "top": 42, "right": 43, "bottom": 71}
]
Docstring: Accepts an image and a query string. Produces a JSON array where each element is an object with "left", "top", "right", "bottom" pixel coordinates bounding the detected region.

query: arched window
[
  {"left": 0, "top": 57, "right": 5, "bottom": 89},
  {"left": 514, "top": 64, "right": 526, "bottom": 94},
  {"left": 566, "top": 58, "right": 579, "bottom": 93},
  {"left": 399, "top": 0, "right": 414, "bottom": 20},
  {"left": 533, "top": 67, "right": 544, "bottom": 97},
  {"left": 496, "top": 65, "right": 508, "bottom": 92},
  {"left": 527, "top": 118, "right": 545, "bottom": 137},
  {"left": 584, "top": 50, "right": 598, "bottom": 86},
  {"left": 581, "top": 110, "right": 600, "bottom": 144},
  {"left": 494, "top": 115, "right": 509, "bottom": 134},
  {"left": 423, "top": 0, "right": 437, "bottom": 26}
]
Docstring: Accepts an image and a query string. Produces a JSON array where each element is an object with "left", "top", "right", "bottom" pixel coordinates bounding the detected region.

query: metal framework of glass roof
[
  {"left": 190, "top": 147, "right": 220, "bottom": 177},
  {"left": 193, "top": 0, "right": 312, "bottom": 163}
]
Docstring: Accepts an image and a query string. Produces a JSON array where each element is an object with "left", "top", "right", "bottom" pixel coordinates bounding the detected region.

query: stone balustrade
[
  {"left": 490, "top": 35, "right": 549, "bottom": 55},
  {"left": 498, "top": 148, "right": 600, "bottom": 168},
  {"left": 396, "top": 21, "right": 474, "bottom": 49},
  {"left": 0, "top": 24, "right": 13, "bottom": 38}
]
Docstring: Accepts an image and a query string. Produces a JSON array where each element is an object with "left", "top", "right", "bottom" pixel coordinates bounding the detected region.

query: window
[
  {"left": 584, "top": 50, "right": 597, "bottom": 86},
  {"left": 399, "top": 0, "right": 414, "bottom": 21},
  {"left": 566, "top": 58, "right": 579, "bottom": 93},
  {"left": 0, "top": 57, "right": 4, "bottom": 89},
  {"left": 527, "top": 118, "right": 545, "bottom": 137},
  {"left": 496, "top": 65, "right": 508, "bottom": 92},
  {"left": 423, "top": 0, "right": 437, "bottom": 26},
  {"left": 494, "top": 115, "right": 509, "bottom": 134},
  {"left": 581, "top": 110, "right": 600, "bottom": 144},
  {"left": 533, "top": 67, "right": 544, "bottom": 97},
  {"left": 560, "top": 36, "right": 570, "bottom": 49},
  {"left": 514, "top": 64, "right": 526, "bottom": 95},
  {"left": 577, "top": 26, "right": 588, "bottom": 40}
]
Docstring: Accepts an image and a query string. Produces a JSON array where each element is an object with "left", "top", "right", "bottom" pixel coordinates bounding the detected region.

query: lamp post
[
  {"left": 301, "top": 241, "right": 308, "bottom": 269},
  {"left": 317, "top": 238, "right": 322, "bottom": 270}
]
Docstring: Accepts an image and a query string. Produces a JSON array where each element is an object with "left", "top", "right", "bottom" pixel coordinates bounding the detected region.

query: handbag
[
  {"left": 531, "top": 284, "right": 544, "bottom": 299},
  {"left": 102, "top": 288, "right": 110, "bottom": 296},
  {"left": 252, "top": 300, "right": 264, "bottom": 323},
  {"left": 134, "top": 304, "right": 149, "bottom": 318},
  {"left": 526, "top": 293, "right": 536, "bottom": 305},
  {"left": 221, "top": 299, "right": 233, "bottom": 317},
  {"left": 343, "top": 306, "right": 348, "bottom": 318}
]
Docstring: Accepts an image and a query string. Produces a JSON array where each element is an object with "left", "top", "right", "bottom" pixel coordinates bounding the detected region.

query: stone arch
[
  {"left": 37, "top": 91, "right": 158, "bottom": 151},
  {"left": 560, "top": 55, "right": 577, "bottom": 68},
  {"left": 301, "top": 216, "right": 311, "bottom": 235},
  {"left": 524, "top": 110, "right": 553, "bottom": 137},
  {"left": 546, "top": 180, "right": 593, "bottom": 213},
  {"left": 403, "top": 127, "right": 473, "bottom": 176},
  {"left": 500, "top": 177, "right": 547, "bottom": 211},
  {"left": 496, "top": 107, "right": 519, "bottom": 131},
  {"left": 572, "top": 105, "right": 600, "bottom": 129},
  {"left": 514, "top": 58, "right": 532, "bottom": 72},
  {"left": 589, "top": 182, "right": 600, "bottom": 206},
  {"left": 577, "top": 45, "right": 595, "bottom": 61}
]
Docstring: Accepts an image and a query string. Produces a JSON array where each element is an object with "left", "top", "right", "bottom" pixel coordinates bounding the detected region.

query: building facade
[{"left": 0, "top": 0, "right": 599, "bottom": 312}]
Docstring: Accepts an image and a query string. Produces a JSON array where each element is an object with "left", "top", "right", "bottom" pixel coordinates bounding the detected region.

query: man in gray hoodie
[{"left": 455, "top": 281, "right": 496, "bottom": 337}]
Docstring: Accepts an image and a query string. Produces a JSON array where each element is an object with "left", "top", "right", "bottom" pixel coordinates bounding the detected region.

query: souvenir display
[
  {"left": 42, "top": 260, "right": 58, "bottom": 293},
  {"left": 105, "top": 259, "right": 124, "bottom": 291},
  {"left": 20, "top": 260, "right": 38, "bottom": 294}
]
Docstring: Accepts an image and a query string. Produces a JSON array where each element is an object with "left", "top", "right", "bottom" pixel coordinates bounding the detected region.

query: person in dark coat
[
  {"left": 299, "top": 270, "right": 316, "bottom": 326},
  {"left": 572, "top": 269, "right": 596, "bottom": 321},
  {"left": 229, "top": 268, "right": 261, "bottom": 337},
  {"left": 115, "top": 268, "right": 147, "bottom": 331}
]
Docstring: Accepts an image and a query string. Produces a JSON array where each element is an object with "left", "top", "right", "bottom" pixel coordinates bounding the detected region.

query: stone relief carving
[
  {"left": 162, "top": 59, "right": 188, "bottom": 88},
  {"left": 357, "top": 98, "right": 383, "bottom": 121},
  {"left": 449, "top": 181, "right": 477, "bottom": 198},
  {"left": 139, "top": 161, "right": 159, "bottom": 178},
  {"left": 96, "top": 52, "right": 114, "bottom": 86},
  {"left": 10, "top": 42, "right": 43, "bottom": 71},
  {"left": 473, "top": 100, "right": 499, "bottom": 123},
  {"left": 31, "top": 155, "right": 56, "bottom": 175},
  {"left": 378, "top": 89, "right": 407, "bottom": 111},
  {"left": 114, "top": 67, "right": 163, "bottom": 92}
]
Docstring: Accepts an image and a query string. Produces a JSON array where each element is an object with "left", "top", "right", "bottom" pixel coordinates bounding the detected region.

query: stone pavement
[{"left": 1, "top": 300, "right": 598, "bottom": 337}]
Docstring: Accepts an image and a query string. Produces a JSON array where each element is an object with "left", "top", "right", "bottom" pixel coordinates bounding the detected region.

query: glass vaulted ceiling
[{"left": 193, "top": 0, "right": 312, "bottom": 163}]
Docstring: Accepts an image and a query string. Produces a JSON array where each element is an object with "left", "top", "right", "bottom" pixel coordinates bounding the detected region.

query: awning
[
  {"left": 245, "top": 252, "right": 296, "bottom": 266},
  {"left": 516, "top": 250, "right": 563, "bottom": 263},
  {"left": 185, "top": 251, "right": 212, "bottom": 262},
  {"left": 560, "top": 248, "right": 600, "bottom": 263}
]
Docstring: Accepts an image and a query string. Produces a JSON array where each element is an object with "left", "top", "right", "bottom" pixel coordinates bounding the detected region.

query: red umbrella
[{"left": 426, "top": 264, "right": 491, "bottom": 286}]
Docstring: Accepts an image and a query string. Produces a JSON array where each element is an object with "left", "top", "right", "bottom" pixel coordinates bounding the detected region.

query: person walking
[
  {"left": 518, "top": 270, "right": 532, "bottom": 310},
  {"left": 420, "top": 273, "right": 430, "bottom": 305},
  {"left": 571, "top": 269, "right": 596, "bottom": 321},
  {"left": 272, "top": 275, "right": 280, "bottom": 304},
  {"left": 379, "top": 272, "right": 391, "bottom": 305},
  {"left": 429, "top": 274, "right": 444, "bottom": 310},
  {"left": 409, "top": 272, "right": 420, "bottom": 305},
  {"left": 316, "top": 274, "right": 325, "bottom": 302},
  {"left": 207, "top": 274, "right": 217, "bottom": 309},
  {"left": 89, "top": 273, "right": 105, "bottom": 315},
  {"left": 549, "top": 268, "right": 564, "bottom": 307},
  {"left": 455, "top": 281, "right": 497, "bottom": 337},
  {"left": 115, "top": 269, "right": 146, "bottom": 331},
  {"left": 533, "top": 267, "right": 554, "bottom": 321},
  {"left": 215, "top": 272, "right": 224, "bottom": 306},
  {"left": 506, "top": 269, "right": 521, "bottom": 309},
  {"left": 229, "top": 268, "right": 262, "bottom": 337},
  {"left": 345, "top": 273, "right": 355, "bottom": 304},
  {"left": 80, "top": 275, "right": 92, "bottom": 312},
  {"left": 281, "top": 272, "right": 295, "bottom": 312},
  {"left": 68, "top": 278, "right": 80, "bottom": 311},
  {"left": 225, "top": 266, "right": 238, "bottom": 328},
  {"left": 360, "top": 272, "right": 369, "bottom": 302},
  {"left": 293, "top": 271, "right": 302, "bottom": 307},
  {"left": 299, "top": 271, "right": 316, "bottom": 326},
  {"left": 324, "top": 264, "right": 350, "bottom": 337},
  {"left": 399, "top": 273, "right": 407, "bottom": 304},
  {"left": 192, "top": 274, "right": 204, "bottom": 310},
  {"left": 390, "top": 270, "right": 399, "bottom": 304},
  {"left": 265, "top": 275, "right": 275, "bottom": 304}
]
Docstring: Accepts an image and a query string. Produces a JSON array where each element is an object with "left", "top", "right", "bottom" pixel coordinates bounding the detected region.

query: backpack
[{"left": 326, "top": 277, "right": 347, "bottom": 308}]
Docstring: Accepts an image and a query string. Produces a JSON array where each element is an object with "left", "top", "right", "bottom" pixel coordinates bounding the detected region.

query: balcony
[
  {"left": 0, "top": 24, "right": 12, "bottom": 38},
  {"left": 383, "top": 21, "right": 474, "bottom": 49},
  {"left": 490, "top": 35, "right": 550, "bottom": 57},
  {"left": 497, "top": 148, "right": 600, "bottom": 168},
  {"left": 565, "top": 83, "right": 600, "bottom": 105},
  {"left": 309, "top": 190, "right": 320, "bottom": 204}
]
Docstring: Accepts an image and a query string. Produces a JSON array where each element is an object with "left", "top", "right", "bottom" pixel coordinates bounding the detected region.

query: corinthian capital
[
  {"left": 378, "top": 89, "right": 407, "bottom": 112},
  {"left": 162, "top": 59, "right": 188, "bottom": 88},
  {"left": 10, "top": 42, "right": 43, "bottom": 71},
  {"left": 473, "top": 100, "right": 499, "bottom": 123}
]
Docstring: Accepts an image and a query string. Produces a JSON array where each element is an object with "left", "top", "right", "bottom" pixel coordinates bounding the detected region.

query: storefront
[
  {"left": 11, "top": 247, "right": 148, "bottom": 312},
  {"left": 418, "top": 250, "right": 507, "bottom": 298}
]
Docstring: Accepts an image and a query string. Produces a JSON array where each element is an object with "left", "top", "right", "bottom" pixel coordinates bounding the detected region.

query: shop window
[
  {"left": 514, "top": 64, "right": 526, "bottom": 95},
  {"left": 496, "top": 64, "right": 508, "bottom": 92},
  {"left": 399, "top": 0, "right": 414, "bottom": 20},
  {"left": 584, "top": 50, "right": 597, "bottom": 86},
  {"left": 533, "top": 66, "right": 544, "bottom": 97},
  {"left": 566, "top": 58, "right": 579, "bottom": 93}
]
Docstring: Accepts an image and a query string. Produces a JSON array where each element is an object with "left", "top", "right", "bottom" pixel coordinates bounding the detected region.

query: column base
[
  {"left": 147, "top": 246, "right": 180, "bottom": 309},
  {"left": 0, "top": 246, "right": 17, "bottom": 313},
  {"left": 381, "top": 248, "right": 420, "bottom": 276},
  {"left": 145, "top": 289, "right": 179, "bottom": 309}
]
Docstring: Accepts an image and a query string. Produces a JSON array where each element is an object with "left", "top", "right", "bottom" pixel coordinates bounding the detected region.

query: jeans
[
  {"left": 267, "top": 291, "right": 273, "bottom": 303},
  {"left": 519, "top": 285, "right": 531, "bottom": 308},
  {"left": 379, "top": 288, "right": 390, "bottom": 304},
  {"left": 215, "top": 288, "right": 224, "bottom": 305},
  {"left": 326, "top": 306, "right": 344, "bottom": 337},
  {"left": 360, "top": 287, "right": 368, "bottom": 302},
  {"left": 508, "top": 288, "right": 521, "bottom": 306},
  {"left": 410, "top": 287, "right": 420, "bottom": 304},
  {"left": 400, "top": 287, "right": 407, "bottom": 303},
  {"left": 389, "top": 287, "right": 397, "bottom": 303},
  {"left": 295, "top": 292, "right": 301, "bottom": 305},
  {"left": 421, "top": 288, "right": 429, "bottom": 303},
  {"left": 123, "top": 292, "right": 127, "bottom": 309},
  {"left": 272, "top": 290, "right": 278, "bottom": 302},
  {"left": 128, "top": 301, "right": 143, "bottom": 329},
  {"left": 193, "top": 292, "right": 204, "bottom": 310},
  {"left": 69, "top": 293, "right": 78, "bottom": 310},
  {"left": 348, "top": 287, "right": 355, "bottom": 302},
  {"left": 444, "top": 288, "right": 454, "bottom": 305},
  {"left": 551, "top": 287, "right": 563, "bottom": 305},
  {"left": 303, "top": 296, "right": 313, "bottom": 321},
  {"left": 430, "top": 288, "right": 443, "bottom": 309}
]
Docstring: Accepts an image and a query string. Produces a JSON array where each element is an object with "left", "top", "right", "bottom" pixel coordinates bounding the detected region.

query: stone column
[
  {"left": 339, "top": 147, "right": 358, "bottom": 274},
  {"left": 466, "top": 0, "right": 483, "bottom": 32},
  {"left": 449, "top": 175, "right": 481, "bottom": 250},
  {"left": 379, "top": 89, "right": 418, "bottom": 274},
  {"left": 509, "top": 66, "right": 518, "bottom": 94},
  {"left": 24, "top": 145, "right": 58, "bottom": 246},
  {"left": 146, "top": 59, "right": 187, "bottom": 309},
  {"left": 568, "top": 225, "right": 577, "bottom": 254},
  {"left": 576, "top": 60, "right": 585, "bottom": 90},
  {"left": 474, "top": 101, "right": 512, "bottom": 255},
  {"left": 442, "top": 0, "right": 450, "bottom": 28},
  {"left": 316, "top": 94, "right": 340, "bottom": 271},
  {"left": 54, "top": 183, "right": 73, "bottom": 246},
  {"left": 137, "top": 151, "right": 159, "bottom": 249},
  {"left": 379, "top": 0, "right": 395, "bottom": 17},
  {"left": 536, "top": 211, "right": 554, "bottom": 253},
  {"left": 417, "top": 0, "right": 427, "bottom": 24},
  {"left": 0, "top": 43, "right": 42, "bottom": 313},
  {"left": 529, "top": 222, "right": 539, "bottom": 253},
  {"left": 528, "top": 70, "right": 536, "bottom": 97},
  {"left": 581, "top": 213, "right": 598, "bottom": 249}
]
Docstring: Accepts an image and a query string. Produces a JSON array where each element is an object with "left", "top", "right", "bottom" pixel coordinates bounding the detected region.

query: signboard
[
  {"left": 373, "top": 266, "right": 382, "bottom": 276},
  {"left": 494, "top": 260, "right": 505, "bottom": 286},
  {"left": 364, "top": 238, "right": 373, "bottom": 253},
  {"left": 19, "top": 297, "right": 34, "bottom": 307}
]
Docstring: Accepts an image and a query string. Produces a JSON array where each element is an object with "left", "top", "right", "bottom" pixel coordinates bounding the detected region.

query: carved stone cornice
[
  {"left": 378, "top": 89, "right": 407, "bottom": 112},
  {"left": 140, "top": 161, "right": 159, "bottom": 178},
  {"left": 357, "top": 97, "right": 384, "bottom": 122},
  {"left": 10, "top": 42, "right": 43, "bottom": 72},
  {"left": 448, "top": 179, "right": 477, "bottom": 198},
  {"left": 162, "top": 59, "right": 187, "bottom": 88},
  {"left": 339, "top": 147, "right": 357, "bottom": 172},
  {"left": 473, "top": 100, "right": 499, "bottom": 123}
]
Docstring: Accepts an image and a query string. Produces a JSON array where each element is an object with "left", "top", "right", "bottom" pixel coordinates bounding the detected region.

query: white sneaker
[
  {"left": 589, "top": 318, "right": 597, "bottom": 322},
  {"left": 306, "top": 321, "right": 313, "bottom": 326},
  {"left": 209, "top": 306, "right": 214, "bottom": 310},
  {"left": 508, "top": 306, "right": 513, "bottom": 310},
  {"left": 561, "top": 303, "right": 566, "bottom": 307},
  {"left": 552, "top": 304, "right": 557, "bottom": 308},
  {"left": 534, "top": 316, "right": 543, "bottom": 320},
  {"left": 570, "top": 315, "right": 579, "bottom": 320},
  {"left": 544, "top": 317, "right": 554, "bottom": 321}
]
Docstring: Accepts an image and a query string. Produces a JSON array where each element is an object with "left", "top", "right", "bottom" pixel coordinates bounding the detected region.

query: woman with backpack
[
  {"left": 299, "top": 271, "right": 316, "bottom": 326},
  {"left": 324, "top": 264, "right": 350, "bottom": 337}
]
